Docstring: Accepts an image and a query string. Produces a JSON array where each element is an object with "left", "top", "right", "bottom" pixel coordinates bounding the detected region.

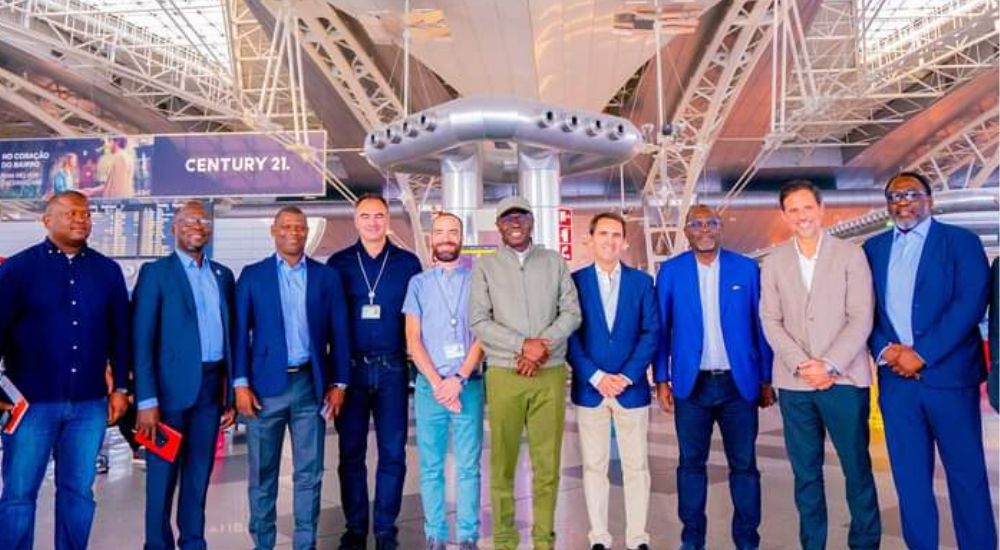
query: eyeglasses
[
  {"left": 175, "top": 217, "right": 213, "bottom": 228},
  {"left": 885, "top": 189, "right": 929, "bottom": 204},
  {"left": 685, "top": 219, "right": 721, "bottom": 231}
]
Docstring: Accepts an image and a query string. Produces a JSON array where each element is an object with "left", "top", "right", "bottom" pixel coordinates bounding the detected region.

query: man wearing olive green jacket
[{"left": 470, "top": 195, "right": 582, "bottom": 550}]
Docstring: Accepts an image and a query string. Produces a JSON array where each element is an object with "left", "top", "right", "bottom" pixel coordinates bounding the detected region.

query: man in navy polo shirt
[
  {"left": 327, "top": 194, "right": 422, "bottom": 550},
  {"left": 0, "top": 190, "right": 130, "bottom": 550}
]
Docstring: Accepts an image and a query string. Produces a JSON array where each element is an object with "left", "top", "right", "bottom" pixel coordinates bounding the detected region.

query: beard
[{"left": 433, "top": 243, "right": 461, "bottom": 262}]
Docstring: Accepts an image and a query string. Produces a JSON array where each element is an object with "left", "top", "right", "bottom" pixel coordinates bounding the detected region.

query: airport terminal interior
[{"left": 0, "top": 0, "right": 997, "bottom": 548}]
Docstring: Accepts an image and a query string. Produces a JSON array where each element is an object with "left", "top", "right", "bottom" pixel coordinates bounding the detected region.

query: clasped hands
[
  {"left": 515, "top": 338, "right": 551, "bottom": 377},
  {"left": 796, "top": 358, "right": 837, "bottom": 390},
  {"left": 881, "top": 343, "right": 925, "bottom": 379}
]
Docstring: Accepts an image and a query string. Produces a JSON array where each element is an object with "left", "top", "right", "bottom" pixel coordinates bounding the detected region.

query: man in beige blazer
[{"left": 759, "top": 180, "right": 881, "bottom": 550}]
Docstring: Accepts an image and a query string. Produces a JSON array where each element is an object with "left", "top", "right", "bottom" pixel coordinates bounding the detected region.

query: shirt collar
[
  {"left": 43, "top": 238, "right": 89, "bottom": 258},
  {"left": 355, "top": 238, "right": 393, "bottom": 261},
  {"left": 175, "top": 249, "right": 208, "bottom": 270},
  {"left": 893, "top": 216, "right": 932, "bottom": 241},
  {"left": 595, "top": 261, "right": 621, "bottom": 279},
  {"left": 793, "top": 232, "right": 824, "bottom": 260},
  {"left": 434, "top": 263, "right": 469, "bottom": 277},
  {"left": 276, "top": 253, "right": 307, "bottom": 270}
]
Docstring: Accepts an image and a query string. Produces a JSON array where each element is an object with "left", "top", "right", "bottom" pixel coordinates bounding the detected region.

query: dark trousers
[
  {"left": 335, "top": 354, "right": 409, "bottom": 542},
  {"left": 144, "top": 366, "right": 223, "bottom": 550},
  {"left": 880, "top": 379, "right": 997, "bottom": 550},
  {"left": 779, "top": 386, "right": 881, "bottom": 550},
  {"left": 674, "top": 371, "right": 761, "bottom": 549}
]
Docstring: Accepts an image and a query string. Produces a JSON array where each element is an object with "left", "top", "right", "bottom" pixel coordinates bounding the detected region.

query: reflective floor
[{"left": 8, "top": 391, "right": 998, "bottom": 549}]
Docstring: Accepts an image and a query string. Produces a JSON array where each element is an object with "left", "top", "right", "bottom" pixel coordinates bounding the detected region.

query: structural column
[
  {"left": 440, "top": 149, "right": 483, "bottom": 244},
  {"left": 517, "top": 148, "right": 560, "bottom": 251}
]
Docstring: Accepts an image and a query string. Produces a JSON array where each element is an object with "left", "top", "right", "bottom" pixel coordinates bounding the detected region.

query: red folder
[
  {"left": 0, "top": 374, "right": 28, "bottom": 435},
  {"left": 135, "top": 422, "right": 183, "bottom": 463}
]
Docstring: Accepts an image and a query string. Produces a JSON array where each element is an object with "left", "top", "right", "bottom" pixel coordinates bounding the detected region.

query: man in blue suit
[
  {"left": 568, "top": 212, "right": 659, "bottom": 550},
  {"left": 864, "top": 172, "right": 997, "bottom": 550},
  {"left": 234, "top": 206, "right": 351, "bottom": 550},
  {"left": 132, "top": 200, "right": 236, "bottom": 550},
  {"left": 654, "top": 205, "right": 774, "bottom": 550}
]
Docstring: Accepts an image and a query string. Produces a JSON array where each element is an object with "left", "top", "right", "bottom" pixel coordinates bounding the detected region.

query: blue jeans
[
  {"left": 674, "top": 372, "right": 760, "bottom": 550},
  {"left": 245, "top": 371, "right": 325, "bottom": 550},
  {"left": 414, "top": 375, "right": 484, "bottom": 543},
  {"left": 779, "top": 386, "right": 880, "bottom": 550},
  {"left": 145, "top": 366, "right": 223, "bottom": 550},
  {"left": 0, "top": 398, "right": 107, "bottom": 550},
  {"left": 335, "top": 354, "right": 409, "bottom": 540}
]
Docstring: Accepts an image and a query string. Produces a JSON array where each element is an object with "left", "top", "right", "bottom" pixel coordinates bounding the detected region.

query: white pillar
[
  {"left": 517, "top": 149, "right": 560, "bottom": 251},
  {"left": 440, "top": 150, "right": 483, "bottom": 244}
]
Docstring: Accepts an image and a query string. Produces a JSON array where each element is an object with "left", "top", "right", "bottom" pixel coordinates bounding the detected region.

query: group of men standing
[{"left": 0, "top": 169, "right": 995, "bottom": 550}]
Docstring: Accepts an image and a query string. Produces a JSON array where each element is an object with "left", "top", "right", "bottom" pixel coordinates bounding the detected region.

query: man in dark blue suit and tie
[
  {"left": 568, "top": 212, "right": 659, "bottom": 550},
  {"left": 864, "top": 172, "right": 997, "bottom": 550},
  {"left": 234, "top": 206, "right": 351, "bottom": 550},
  {"left": 654, "top": 205, "right": 774, "bottom": 550},
  {"left": 132, "top": 200, "right": 237, "bottom": 550}
]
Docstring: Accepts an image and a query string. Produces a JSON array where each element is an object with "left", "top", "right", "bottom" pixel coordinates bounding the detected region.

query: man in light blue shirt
[
  {"left": 864, "top": 172, "right": 996, "bottom": 549},
  {"left": 132, "top": 200, "right": 237, "bottom": 550},
  {"left": 233, "top": 206, "right": 350, "bottom": 550},
  {"left": 403, "top": 212, "right": 484, "bottom": 550}
]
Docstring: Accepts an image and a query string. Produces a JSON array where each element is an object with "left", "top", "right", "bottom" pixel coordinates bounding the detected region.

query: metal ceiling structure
[{"left": 0, "top": 0, "right": 995, "bottom": 260}]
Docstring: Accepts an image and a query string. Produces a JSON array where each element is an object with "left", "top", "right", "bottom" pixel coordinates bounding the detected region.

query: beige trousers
[{"left": 576, "top": 398, "right": 651, "bottom": 548}]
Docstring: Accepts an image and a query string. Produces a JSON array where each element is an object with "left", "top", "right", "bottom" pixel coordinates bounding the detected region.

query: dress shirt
[
  {"left": 277, "top": 255, "right": 311, "bottom": 366},
  {"left": 402, "top": 265, "right": 474, "bottom": 377},
  {"left": 327, "top": 240, "right": 422, "bottom": 355},
  {"left": 0, "top": 239, "right": 129, "bottom": 402},
  {"left": 793, "top": 234, "right": 823, "bottom": 292},
  {"left": 177, "top": 250, "right": 224, "bottom": 362},
  {"left": 698, "top": 256, "right": 730, "bottom": 371},
  {"left": 886, "top": 217, "right": 931, "bottom": 346}
]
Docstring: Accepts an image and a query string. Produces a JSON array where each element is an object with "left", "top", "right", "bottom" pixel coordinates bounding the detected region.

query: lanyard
[
  {"left": 432, "top": 267, "right": 467, "bottom": 331},
  {"left": 356, "top": 248, "right": 390, "bottom": 305}
]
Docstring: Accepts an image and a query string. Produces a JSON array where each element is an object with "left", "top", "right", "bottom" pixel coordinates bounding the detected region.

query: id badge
[
  {"left": 443, "top": 343, "right": 466, "bottom": 360},
  {"left": 361, "top": 304, "right": 381, "bottom": 319}
]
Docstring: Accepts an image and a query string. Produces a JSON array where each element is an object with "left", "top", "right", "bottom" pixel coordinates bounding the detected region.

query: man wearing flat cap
[{"left": 470, "top": 195, "right": 582, "bottom": 550}]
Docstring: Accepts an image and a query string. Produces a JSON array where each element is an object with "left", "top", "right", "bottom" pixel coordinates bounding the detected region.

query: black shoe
[
  {"left": 375, "top": 536, "right": 398, "bottom": 550},
  {"left": 338, "top": 531, "right": 366, "bottom": 550},
  {"left": 629, "top": 545, "right": 652, "bottom": 550},
  {"left": 591, "top": 545, "right": 609, "bottom": 550}
]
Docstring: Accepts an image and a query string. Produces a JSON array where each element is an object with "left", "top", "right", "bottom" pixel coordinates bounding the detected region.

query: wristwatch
[{"left": 454, "top": 372, "right": 469, "bottom": 386}]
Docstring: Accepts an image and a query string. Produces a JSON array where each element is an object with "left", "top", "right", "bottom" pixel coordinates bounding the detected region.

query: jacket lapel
[
  {"left": 718, "top": 251, "right": 733, "bottom": 318},
  {"left": 685, "top": 253, "right": 706, "bottom": 329},
  {"left": 912, "top": 220, "right": 940, "bottom": 299},
  {"left": 170, "top": 253, "right": 197, "bottom": 314},
  {"left": 305, "top": 258, "right": 320, "bottom": 353},
  {"left": 609, "top": 266, "right": 630, "bottom": 335},
  {"left": 264, "top": 255, "right": 286, "bottom": 332}
]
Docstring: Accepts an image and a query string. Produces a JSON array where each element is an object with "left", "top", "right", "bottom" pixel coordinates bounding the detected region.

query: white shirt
[
  {"left": 793, "top": 234, "right": 823, "bottom": 292},
  {"left": 697, "top": 256, "right": 730, "bottom": 371},
  {"left": 514, "top": 246, "right": 530, "bottom": 266}
]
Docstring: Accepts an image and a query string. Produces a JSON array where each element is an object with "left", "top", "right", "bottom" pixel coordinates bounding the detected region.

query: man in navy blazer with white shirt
[
  {"left": 568, "top": 212, "right": 659, "bottom": 550},
  {"left": 132, "top": 200, "right": 236, "bottom": 550},
  {"left": 234, "top": 206, "right": 351, "bottom": 550},
  {"left": 864, "top": 172, "right": 996, "bottom": 550},
  {"left": 654, "top": 205, "right": 774, "bottom": 550}
]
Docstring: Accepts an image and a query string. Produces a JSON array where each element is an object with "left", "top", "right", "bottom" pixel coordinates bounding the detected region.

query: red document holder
[{"left": 135, "top": 422, "right": 183, "bottom": 463}]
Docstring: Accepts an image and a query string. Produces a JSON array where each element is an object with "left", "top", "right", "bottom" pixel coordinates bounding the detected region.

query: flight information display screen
[{"left": 89, "top": 202, "right": 211, "bottom": 258}]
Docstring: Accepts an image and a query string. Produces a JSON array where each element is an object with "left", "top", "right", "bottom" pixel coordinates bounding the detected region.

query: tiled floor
[{"left": 8, "top": 391, "right": 999, "bottom": 549}]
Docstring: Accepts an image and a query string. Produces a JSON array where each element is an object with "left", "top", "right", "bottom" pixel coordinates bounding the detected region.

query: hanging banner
[{"left": 0, "top": 131, "right": 327, "bottom": 201}]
